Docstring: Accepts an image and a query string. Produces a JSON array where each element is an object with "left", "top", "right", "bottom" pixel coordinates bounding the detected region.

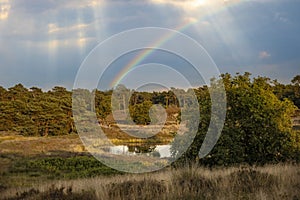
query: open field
[
  {"left": 1, "top": 133, "right": 299, "bottom": 199},
  {"left": 1, "top": 164, "right": 300, "bottom": 200},
  {"left": 0, "top": 133, "right": 85, "bottom": 156},
  {"left": 1, "top": 123, "right": 296, "bottom": 198},
  {"left": 0, "top": 133, "right": 122, "bottom": 192}
]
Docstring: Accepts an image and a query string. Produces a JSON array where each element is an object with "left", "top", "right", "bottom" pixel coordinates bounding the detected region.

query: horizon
[{"left": 1, "top": 71, "right": 298, "bottom": 93}]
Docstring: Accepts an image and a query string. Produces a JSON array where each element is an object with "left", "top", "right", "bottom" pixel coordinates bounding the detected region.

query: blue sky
[{"left": 0, "top": 0, "right": 299, "bottom": 90}]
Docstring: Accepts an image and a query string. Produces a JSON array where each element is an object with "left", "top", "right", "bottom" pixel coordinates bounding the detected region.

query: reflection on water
[{"left": 108, "top": 144, "right": 172, "bottom": 158}]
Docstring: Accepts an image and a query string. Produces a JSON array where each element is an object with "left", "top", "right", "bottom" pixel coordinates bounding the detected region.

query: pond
[{"left": 108, "top": 144, "right": 172, "bottom": 158}]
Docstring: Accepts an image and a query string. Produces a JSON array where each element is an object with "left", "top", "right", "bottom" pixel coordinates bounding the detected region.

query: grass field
[
  {"left": 0, "top": 133, "right": 299, "bottom": 200},
  {"left": 1, "top": 164, "right": 299, "bottom": 200}
]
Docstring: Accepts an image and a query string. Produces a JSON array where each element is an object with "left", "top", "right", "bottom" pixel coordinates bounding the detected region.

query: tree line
[{"left": 0, "top": 73, "right": 299, "bottom": 165}]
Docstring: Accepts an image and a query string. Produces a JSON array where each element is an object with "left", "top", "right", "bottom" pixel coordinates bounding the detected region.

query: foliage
[
  {"left": 0, "top": 73, "right": 299, "bottom": 166},
  {"left": 10, "top": 156, "right": 122, "bottom": 179},
  {"left": 172, "top": 73, "right": 299, "bottom": 166},
  {"left": 273, "top": 76, "right": 300, "bottom": 108},
  {"left": 0, "top": 85, "right": 74, "bottom": 136},
  {"left": 129, "top": 100, "right": 153, "bottom": 125},
  {"left": 0, "top": 84, "right": 185, "bottom": 134}
]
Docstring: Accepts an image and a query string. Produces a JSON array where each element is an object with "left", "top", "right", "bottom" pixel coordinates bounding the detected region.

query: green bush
[
  {"left": 173, "top": 73, "right": 299, "bottom": 166},
  {"left": 10, "top": 156, "right": 121, "bottom": 179}
]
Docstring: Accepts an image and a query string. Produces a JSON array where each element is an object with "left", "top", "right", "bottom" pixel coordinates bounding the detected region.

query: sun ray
[
  {"left": 91, "top": 1, "right": 107, "bottom": 43},
  {"left": 108, "top": 0, "right": 247, "bottom": 87},
  {"left": 0, "top": 0, "right": 10, "bottom": 20},
  {"left": 47, "top": 21, "right": 59, "bottom": 66},
  {"left": 46, "top": 0, "right": 107, "bottom": 64}
]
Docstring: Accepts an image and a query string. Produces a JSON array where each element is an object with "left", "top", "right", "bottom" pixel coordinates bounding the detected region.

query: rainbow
[{"left": 109, "top": 0, "right": 244, "bottom": 88}]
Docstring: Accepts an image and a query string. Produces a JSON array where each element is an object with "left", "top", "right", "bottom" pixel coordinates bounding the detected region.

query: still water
[{"left": 109, "top": 145, "right": 172, "bottom": 158}]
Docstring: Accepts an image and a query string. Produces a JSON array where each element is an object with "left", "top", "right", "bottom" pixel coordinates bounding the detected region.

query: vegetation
[
  {"left": 2, "top": 164, "right": 299, "bottom": 200},
  {"left": 0, "top": 152, "right": 123, "bottom": 191},
  {"left": 0, "top": 85, "right": 74, "bottom": 136},
  {"left": 0, "top": 73, "right": 299, "bottom": 165},
  {"left": 173, "top": 73, "right": 300, "bottom": 166},
  {"left": 10, "top": 156, "right": 122, "bottom": 179},
  {"left": 4, "top": 185, "right": 96, "bottom": 200},
  {"left": 0, "top": 73, "right": 300, "bottom": 198}
]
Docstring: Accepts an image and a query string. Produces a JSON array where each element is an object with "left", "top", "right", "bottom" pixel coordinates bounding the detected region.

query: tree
[
  {"left": 273, "top": 75, "right": 300, "bottom": 108},
  {"left": 129, "top": 101, "right": 153, "bottom": 125},
  {"left": 292, "top": 75, "right": 300, "bottom": 86},
  {"left": 172, "top": 73, "right": 298, "bottom": 166}
]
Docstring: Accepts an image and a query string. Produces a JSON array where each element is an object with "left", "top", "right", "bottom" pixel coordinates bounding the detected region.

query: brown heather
[{"left": 2, "top": 164, "right": 299, "bottom": 200}]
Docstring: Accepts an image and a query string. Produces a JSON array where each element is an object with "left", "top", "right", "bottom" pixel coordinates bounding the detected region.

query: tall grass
[{"left": 2, "top": 164, "right": 299, "bottom": 200}]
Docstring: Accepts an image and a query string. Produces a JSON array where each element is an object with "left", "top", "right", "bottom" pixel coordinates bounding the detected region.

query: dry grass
[
  {"left": 0, "top": 132, "right": 174, "bottom": 156},
  {"left": 1, "top": 133, "right": 299, "bottom": 199},
  {"left": 2, "top": 164, "right": 299, "bottom": 200},
  {"left": 0, "top": 134, "right": 85, "bottom": 156}
]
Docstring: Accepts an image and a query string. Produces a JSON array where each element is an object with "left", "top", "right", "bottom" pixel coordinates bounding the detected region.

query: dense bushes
[
  {"left": 172, "top": 73, "right": 300, "bottom": 166},
  {"left": 0, "top": 85, "right": 74, "bottom": 136}
]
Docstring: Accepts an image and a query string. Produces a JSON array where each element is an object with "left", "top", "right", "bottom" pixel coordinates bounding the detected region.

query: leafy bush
[{"left": 173, "top": 73, "right": 299, "bottom": 166}]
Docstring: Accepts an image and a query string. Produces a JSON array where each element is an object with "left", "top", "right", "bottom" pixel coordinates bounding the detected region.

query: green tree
[
  {"left": 129, "top": 100, "right": 153, "bottom": 125},
  {"left": 173, "top": 73, "right": 298, "bottom": 166}
]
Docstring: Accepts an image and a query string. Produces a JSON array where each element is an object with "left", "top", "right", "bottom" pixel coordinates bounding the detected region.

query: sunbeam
[
  {"left": 109, "top": 0, "right": 247, "bottom": 88},
  {"left": 45, "top": 1, "right": 106, "bottom": 64}
]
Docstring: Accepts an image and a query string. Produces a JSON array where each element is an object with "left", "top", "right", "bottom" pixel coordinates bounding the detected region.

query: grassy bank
[{"left": 1, "top": 164, "right": 299, "bottom": 200}]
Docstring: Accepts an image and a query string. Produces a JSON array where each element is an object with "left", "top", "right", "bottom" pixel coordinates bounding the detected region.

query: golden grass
[
  {"left": 0, "top": 134, "right": 85, "bottom": 155},
  {"left": 2, "top": 164, "right": 299, "bottom": 200}
]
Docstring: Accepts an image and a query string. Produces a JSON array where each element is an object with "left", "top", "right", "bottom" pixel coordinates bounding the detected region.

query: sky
[{"left": 0, "top": 0, "right": 299, "bottom": 90}]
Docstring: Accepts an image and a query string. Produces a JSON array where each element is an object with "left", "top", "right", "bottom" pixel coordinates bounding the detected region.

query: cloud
[
  {"left": 0, "top": 0, "right": 10, "bottom": 20},
  {"left": 0, "top": 0, "right": 299, "bottom": 90},
  {"left": 0, "top": 0, "right": 107, "bottom": 45},
  {"left": 149, "top": 0, "right": 241, "bottom": 11},
  {"left": 274, "top": 12, "right": 290, "bottom": 24},
  {"left": 259, "top": 51, "right": 271, "bottom": 59}
]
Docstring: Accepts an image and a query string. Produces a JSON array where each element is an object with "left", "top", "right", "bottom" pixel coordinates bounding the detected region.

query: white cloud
[
  {"left": 259, "top": 51, "right": 271, "bottom": 59},
  {"left": 150, "top": 0, "right": 241, "bottom": 12},
  {"left": 274, "top": 12, "right": 290, "bottom": 24},
  {"left": 0, "top": 0, "right": 10, "bottom": 20},
  {"left": 0, "top": 0, "right": 106, "bottom": 48}
]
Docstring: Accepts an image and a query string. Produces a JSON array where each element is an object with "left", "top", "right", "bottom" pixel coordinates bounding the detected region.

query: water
[{"left": 109, "top": 145, "right": 172, "bottom": 158}]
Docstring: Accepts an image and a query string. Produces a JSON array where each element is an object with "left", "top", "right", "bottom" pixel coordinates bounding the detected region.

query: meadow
[
  {"left": 1, "top": 162, "right": 299, "bottom": 200},
  {"left": 1, "top": 133, "right": 299, "bottom": 200}
]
